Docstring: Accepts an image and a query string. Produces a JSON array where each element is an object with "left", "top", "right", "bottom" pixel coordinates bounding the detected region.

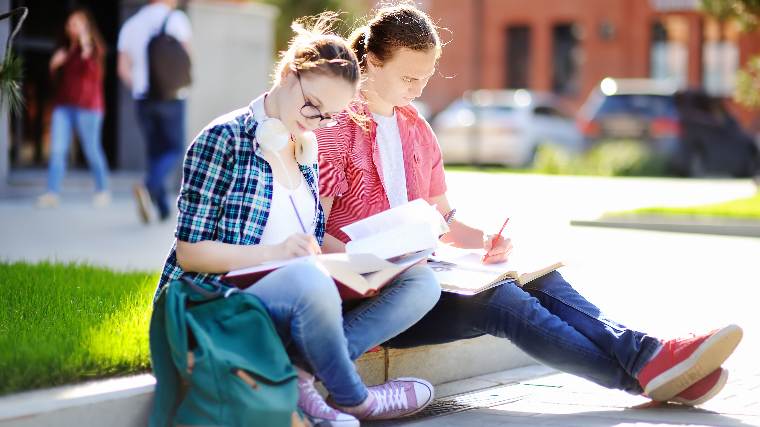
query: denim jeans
[
  {"left": 243, "top": 261, "right": 440, "bottom": 406},
  {"left": 385, "top": 270, "right": 661, "bottom": 394},
  {"left": 135, "top": 99, "right": 185, "bottom": 219},
  {"left": 46, "top": 106, "right": 109, "bottom": 193}
]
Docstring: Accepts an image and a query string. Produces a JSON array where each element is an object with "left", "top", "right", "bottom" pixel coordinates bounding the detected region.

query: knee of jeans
[
  {"left": 526, "top": 270, "right": 565, "bottom": 292},
  {"left": 403, "top": 265, "right": 441, "bottom": 310},
  {"left": 285, "top": 263, "right": 342, "bottom": 313}
]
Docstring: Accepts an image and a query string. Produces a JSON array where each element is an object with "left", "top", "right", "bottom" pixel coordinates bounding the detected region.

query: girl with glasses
[{"left": 155, "top": 13, "right": 439, "bottom": 425}]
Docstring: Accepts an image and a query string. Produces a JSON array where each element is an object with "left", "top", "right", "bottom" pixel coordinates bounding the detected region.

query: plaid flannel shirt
[{"left": 155, "top": 97, "right": 325, "bottom": 299}]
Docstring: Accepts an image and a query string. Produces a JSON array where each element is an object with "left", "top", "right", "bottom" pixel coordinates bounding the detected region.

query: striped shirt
[
  {"left": 156, "top": 96, "right": 325, "bottom": 298},
  {"left": 316, "top": 102, "right": 447, "bottom": 243}
]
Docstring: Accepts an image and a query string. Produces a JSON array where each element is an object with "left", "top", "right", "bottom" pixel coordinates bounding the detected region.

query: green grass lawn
[
  {"left": 608, "top": 192, "right": 760, "bottom": 220},
  {"left": 0, "top": 262, "right": 158, "bottom": 395}
]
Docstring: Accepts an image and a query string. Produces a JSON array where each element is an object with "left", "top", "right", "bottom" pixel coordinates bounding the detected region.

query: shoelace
[
  {"left": 369, "top": 382, "right": 409, "bottom": 415},
  {"left": 298, "top": 377, "right": 336, "bottom": 416}
]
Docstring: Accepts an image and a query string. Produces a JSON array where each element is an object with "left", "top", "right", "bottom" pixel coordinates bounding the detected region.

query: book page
[
  {"left": 427, "top": 259, "right": 516, "bottom": 295},
  {"left": 340, "top": 199, "right": 448, "bottom": 241},
  {"left": 317, "top": 253, "right": 396, "bottom": 274},
  {"left": 225, "top": 253, "right": 397, "bottom": 278},
  {"left": 225, "top": 255, "right": 315, "bottom": 278},
  {"left": 345, "top": 224, "right": 439, "bottom": 260},
  {"left": 430, "top": 244, "right": 563, "bottom": 293}
]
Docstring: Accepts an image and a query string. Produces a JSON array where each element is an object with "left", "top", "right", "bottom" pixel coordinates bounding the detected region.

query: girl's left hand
[{"left": 482, "top": 234, "right": 513, "bottom": 264}]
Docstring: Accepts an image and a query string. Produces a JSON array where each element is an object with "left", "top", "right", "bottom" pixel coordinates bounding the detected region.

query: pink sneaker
[
  {"left": 637, "top": 324, "right": 742, "bottom": 401},
  {"left": 336, "top": 377, "right": 434, "bottom": 420},
  {"left": 296, "top": 370, "right": 359, "bottom": 427},
  {"left": 671, "top": 367, "right": 728, "bottom": 406}
]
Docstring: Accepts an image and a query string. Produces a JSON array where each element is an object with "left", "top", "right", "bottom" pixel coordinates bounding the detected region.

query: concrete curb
[
  {"left": 0, "top": 337, "right": 535, "bottom": 427},
  {"left": 571, "top": 215, "right": 760, "bottom": 238}
]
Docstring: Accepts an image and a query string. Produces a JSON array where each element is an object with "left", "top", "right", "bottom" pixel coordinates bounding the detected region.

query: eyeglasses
[{"left": 296, "top": 71, "right": 338, "bottom": 128}]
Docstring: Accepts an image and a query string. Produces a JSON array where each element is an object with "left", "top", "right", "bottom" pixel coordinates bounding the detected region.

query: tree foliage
[
  {"left": 1, "top": 7, "right": 28, "bottom": 114},
  {"left": 258, "top": 0, "right": 364, "bottom": 53},
  {"left": 701, "top": 0, "right": 760, "bottom": 108}
]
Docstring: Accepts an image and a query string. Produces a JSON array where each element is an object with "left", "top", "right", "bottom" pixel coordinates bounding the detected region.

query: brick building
[{"left": 421, "top": 0, "right": 760, "bottom": 128}]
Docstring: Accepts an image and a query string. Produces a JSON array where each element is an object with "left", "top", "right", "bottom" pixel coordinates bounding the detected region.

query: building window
[
  {"left": 552, "top": 23, "right": 581, "bottom": 96},
  {"left": 650, "top": 17, "right": 689, "bottom": 87},
  {"left": 505, "top": 25, "right": 531, "bottom": 89},
  {"left": 702, "top": 18, "right": 739, "bottom": 96}
]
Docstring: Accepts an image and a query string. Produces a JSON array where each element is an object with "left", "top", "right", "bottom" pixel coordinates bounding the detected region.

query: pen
[
  {"left": 289, "top": 194, "right": 307, "bottom": 233},
  {"left": 482, "top": 217, "right": 510, "bottom": 262}
]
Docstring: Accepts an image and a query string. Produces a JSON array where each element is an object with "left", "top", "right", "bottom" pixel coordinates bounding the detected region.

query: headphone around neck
[{"left": 252, "top": 95, "right": 317, "bottom": 166}]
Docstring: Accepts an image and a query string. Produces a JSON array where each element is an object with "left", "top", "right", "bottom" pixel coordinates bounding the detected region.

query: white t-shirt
[
  {"left": 117, "top": 3, "right": 192, "bottom": 99},
  {"left": 373, "top": 112, "right": 408, "bottom": 207},
  {"left": 258, "top": 177, "right": 317, "bottom": 245}
]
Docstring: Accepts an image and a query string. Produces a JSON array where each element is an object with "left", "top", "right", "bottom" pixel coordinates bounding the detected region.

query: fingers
[
  {"left": 484, "top": 236, "right": 512, "bottom": 252},
  {"left": 482, "top": 237, "right": 513, "bottom": 264},
  {"left": 284, "top": 234, "right": 321, "bottom": 257}
]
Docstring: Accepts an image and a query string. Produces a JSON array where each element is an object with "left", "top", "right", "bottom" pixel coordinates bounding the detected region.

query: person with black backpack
[{"left": 117, "top": 0, "right": 192, "bottom": 223}]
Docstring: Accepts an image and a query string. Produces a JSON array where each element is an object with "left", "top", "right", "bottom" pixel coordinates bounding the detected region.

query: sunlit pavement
[{"left": 2, "top": 171, "right": 759, "bottom": 426}]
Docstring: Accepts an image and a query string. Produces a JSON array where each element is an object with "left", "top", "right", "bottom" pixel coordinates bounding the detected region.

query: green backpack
[{"left": 149, "top": 276, "right": 301, "bottom": 427}]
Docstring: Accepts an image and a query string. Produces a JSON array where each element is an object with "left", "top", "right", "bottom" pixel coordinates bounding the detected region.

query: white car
[{"left": 432, "top": 89, "right": 584, "bottom": 166}]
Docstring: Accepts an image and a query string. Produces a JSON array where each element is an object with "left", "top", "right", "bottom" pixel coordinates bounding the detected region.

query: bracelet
[{"left": 444, "top": 208, "right": 456, "bottom": 225}]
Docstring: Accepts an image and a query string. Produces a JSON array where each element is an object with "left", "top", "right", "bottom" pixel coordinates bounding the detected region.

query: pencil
[
  {"left": 483, "top": 217, "right": 510, "bottom": 262},
  {"left": 289, "top": 194, "right": 307, "bottom": 233}
]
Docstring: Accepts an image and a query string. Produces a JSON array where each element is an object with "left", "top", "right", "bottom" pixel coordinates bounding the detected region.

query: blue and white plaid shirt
[{"left": 156, "top": 96, "right": 326, "bottom": 299}]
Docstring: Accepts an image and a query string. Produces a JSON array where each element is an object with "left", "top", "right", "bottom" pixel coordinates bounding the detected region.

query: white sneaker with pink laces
[
  {"left": 296, "top": 369, "right": 359, "bottom": 427},
  {"left": 336, "top": 377, "right": 434, "bottom": 420}
]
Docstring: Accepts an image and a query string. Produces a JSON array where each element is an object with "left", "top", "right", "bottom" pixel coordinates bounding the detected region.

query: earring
[{"left": 294, "top": 131, "right": 318, "bottom": 165}]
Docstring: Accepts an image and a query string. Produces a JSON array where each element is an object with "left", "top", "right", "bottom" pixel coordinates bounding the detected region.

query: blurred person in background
[
  {"left": 118, "top": 0, "right": 191, "bottom": 223},
  {"left": 37, "top": 8, "right": 110, "bottom": 208}
]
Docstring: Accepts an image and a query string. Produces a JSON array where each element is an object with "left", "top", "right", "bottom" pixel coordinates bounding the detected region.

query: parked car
[
  {"left": 672, "top": 89, "right": 758, "bottom": 177},
  {"left": 432, "top": 89, "right": 584, "bottom": 166},
  {"left": 577, "top": 78, "right": 758, "bottom": 176}
]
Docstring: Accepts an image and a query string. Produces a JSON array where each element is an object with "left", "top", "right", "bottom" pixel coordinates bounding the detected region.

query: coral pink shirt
[{"left": 316, "top": 102, "right": 447, "bottom": 243}]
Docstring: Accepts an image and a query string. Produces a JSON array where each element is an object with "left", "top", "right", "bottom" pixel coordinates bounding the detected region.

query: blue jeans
[
  {"left": 385, "top": 271, "right": 661, "bottom": 394},
  {"left": 46, "top": 106, "right": 109, "bottom": 193},
  {"left": 135, "top": 99, "right": 185, "bottom": 219},
  {"left": 243, "top": 261, "right": 440, "bottom": 406}
]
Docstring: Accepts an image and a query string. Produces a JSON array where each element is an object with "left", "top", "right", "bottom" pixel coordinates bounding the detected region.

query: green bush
[{"left": 532, "top": 140, "right": 668, "bottom": 177}]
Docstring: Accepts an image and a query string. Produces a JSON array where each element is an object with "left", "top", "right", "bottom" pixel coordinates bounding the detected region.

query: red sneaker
[
  {"left": 671, "top": 367, "right": 728, "bottom": 406},
  {"left": 637, "top": 324, "right": 742, "bottom": 401}
]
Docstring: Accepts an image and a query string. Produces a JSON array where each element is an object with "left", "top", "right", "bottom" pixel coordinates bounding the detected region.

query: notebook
[{"left": 428, "top": 245, "right": 565, "bottom": 295}]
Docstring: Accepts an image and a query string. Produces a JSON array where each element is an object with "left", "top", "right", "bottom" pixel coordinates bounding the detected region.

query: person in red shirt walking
[
  {"left": 316, "top": 2, "right": 743, "bottom": 407},
  {"left": 37, "top": 8, "right": 110, "bottom": 208}
]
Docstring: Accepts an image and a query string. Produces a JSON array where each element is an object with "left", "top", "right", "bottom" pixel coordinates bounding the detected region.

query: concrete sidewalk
[{"left": 379, "top": 366, "right": 760, "bottom": 426}]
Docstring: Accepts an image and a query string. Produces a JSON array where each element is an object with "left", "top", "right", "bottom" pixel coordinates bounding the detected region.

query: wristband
[{"left": 444, "top": 208, "right": 456, "bottom": 225}]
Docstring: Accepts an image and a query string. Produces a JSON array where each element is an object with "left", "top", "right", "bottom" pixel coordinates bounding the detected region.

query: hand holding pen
[{"left": 482, "top": 217, "right": 513, "bottom": 264}]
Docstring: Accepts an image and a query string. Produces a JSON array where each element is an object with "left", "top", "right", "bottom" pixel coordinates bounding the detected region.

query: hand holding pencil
[{"left": 482, "top": 217, "right": 514, "bottom": 264}]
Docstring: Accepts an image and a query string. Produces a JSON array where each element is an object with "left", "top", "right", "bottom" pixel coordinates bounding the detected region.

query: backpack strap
[
  {"left": 148, "top": 285, "right": 182, "bottom": 427},
  {"left": 159, "top": 10, "right": 174, "bottom": 36}
]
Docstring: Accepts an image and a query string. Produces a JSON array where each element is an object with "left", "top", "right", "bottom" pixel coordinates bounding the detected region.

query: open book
[
  {"left": 428, "top": 245, "right": 565, "bottom": 295},
  {"left": 341, "top": 198, "right": 448, "bottom": 260},
  {"left": 223, "top": 199, "right": 446, "bottom": 300},
  {"left": 223, "top": 250, "right": 432, "bottom": 300}
]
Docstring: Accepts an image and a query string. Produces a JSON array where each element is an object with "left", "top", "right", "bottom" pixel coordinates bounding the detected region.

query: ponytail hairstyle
[
  {"left": 348, "top": 1, "right": 441, "bottom": 72},
  {"left": 274, "top": 12, "right": 360, "bottom": 86}
]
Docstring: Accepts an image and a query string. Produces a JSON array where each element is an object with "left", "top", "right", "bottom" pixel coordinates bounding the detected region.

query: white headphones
[{"left": 252, "top": 94, "right": 318, "bottom": 166}]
